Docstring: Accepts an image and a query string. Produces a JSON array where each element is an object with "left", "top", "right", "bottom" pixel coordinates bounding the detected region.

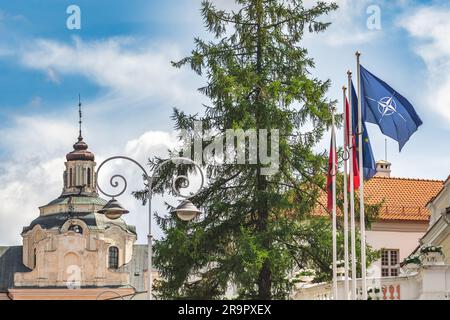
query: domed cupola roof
[{"left": 66, "top": 136, "right": 95, "bottom": 161}]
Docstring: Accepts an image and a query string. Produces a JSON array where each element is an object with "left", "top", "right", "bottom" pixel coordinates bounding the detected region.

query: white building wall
[
  {"left": 428, "top": 182, "right": 449, "bottom": 227},
  {"left": 366, "top": 224, "right": 426, "bottom": 277}
]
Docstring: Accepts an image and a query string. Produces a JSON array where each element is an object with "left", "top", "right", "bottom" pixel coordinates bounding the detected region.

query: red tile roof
[{"left": 316, "top": 176, "right": 445, "bottom": 222}]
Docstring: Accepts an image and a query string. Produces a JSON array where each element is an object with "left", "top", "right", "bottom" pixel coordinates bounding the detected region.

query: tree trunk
[{"left": 254, "top": 0, "right": 272, "bottom": 300}]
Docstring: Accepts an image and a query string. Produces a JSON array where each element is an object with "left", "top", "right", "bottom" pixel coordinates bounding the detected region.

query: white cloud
[
  {"left": 0, "top": 159, "right": 64, "bottom": 245},
  {"left": 19, "top": 37, "right": 200, "bottom": 105},
  {"left": 125, "top": 131, "right": 177, "bottom": 164},
  {"left": 399, "top": 7, "right": 450, "bottom": 123},
  {"left": 0, "top": 116, "right": 75, "bottom": 160},
  {"left": 0, "top": 117, "right": 72, "bottom": 245},
  {"left": 304, "top": 0, "right": 382, "bottom": 46},
  {"left": 45, "top": 68, "right": 60, "bottom": 84}
]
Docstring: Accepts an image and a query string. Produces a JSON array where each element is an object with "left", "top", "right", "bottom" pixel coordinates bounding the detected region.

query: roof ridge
[{"left": 371, "top": 176, "right": 445, "bottom": 183}]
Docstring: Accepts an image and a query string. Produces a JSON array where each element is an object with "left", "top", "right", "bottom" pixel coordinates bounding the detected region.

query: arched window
[
  {"left": 33, "top": 248, "right": 37, "bottom": 269},
  {"left": 87, "top": 168, "right": 91, "bottom": 187},
  {"left": 68, "top": 224, "right": 83, "bottom": 234},
  {"left": 69, "top": 168, "right": 73, "bottom": 186},
  {"left": 108, "top": 246, "right": 119, "bottom": 269}
]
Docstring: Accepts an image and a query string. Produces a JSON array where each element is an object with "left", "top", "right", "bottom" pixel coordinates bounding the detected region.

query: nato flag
[
  {"left": 359, "top": 65, "right": 423, "bottom": 151},
  {"left": 351, "top": 83, "right": 376, "bottom": 181}
]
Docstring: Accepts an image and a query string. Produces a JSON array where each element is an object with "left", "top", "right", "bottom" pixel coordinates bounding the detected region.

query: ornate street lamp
[
  {"left": 171, "top": 199, "right": 202, "bottom": 221},
  {"left": 98, "top": 198, "right": 129, "bottom": 220},
  {"left": 96, "top": 156, "right": 204, "bottom": 301}
]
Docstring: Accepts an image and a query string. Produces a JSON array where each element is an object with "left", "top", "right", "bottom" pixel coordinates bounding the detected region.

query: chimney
[{"left": 375, "top": 160, "right": 391, "bottom": 178}]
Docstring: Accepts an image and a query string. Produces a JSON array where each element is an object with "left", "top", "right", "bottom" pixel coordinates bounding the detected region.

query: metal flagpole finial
[
  {"left": 343, "top": 85, "right": 347, "bottom": 91},
  {"left": 355, "top": 51, "right": 361, "bottom": 57},
  {"left": 347, "top": 70, "right": 352, "bottom": 76}
]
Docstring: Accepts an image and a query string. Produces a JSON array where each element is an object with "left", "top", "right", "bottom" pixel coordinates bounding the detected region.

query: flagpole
[
  {"left": 331, "top": 106, "right": 338, "bottom": 300},
  {"left": 356, "top": 51, "right": 368, "bottom": 300},
  {"left": 347, "top": 70, "right": 357, "bottom": 300},
  {"left": 342, "top": 85, "right": 349, "bottom": 300}
]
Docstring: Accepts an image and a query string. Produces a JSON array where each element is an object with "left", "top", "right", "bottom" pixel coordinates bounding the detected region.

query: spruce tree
[{"left": 137, "top": 0, "right": 378, "bottom": 299}]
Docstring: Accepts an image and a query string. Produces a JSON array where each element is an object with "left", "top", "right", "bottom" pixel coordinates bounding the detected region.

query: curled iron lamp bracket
[{"left": 96, "top": 156, "right": 205, "bottom": 201}]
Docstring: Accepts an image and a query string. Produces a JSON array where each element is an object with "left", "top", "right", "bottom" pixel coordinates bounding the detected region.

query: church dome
[
  {"left": 23, "top": 195, "right": 137, "bottom": 235},
  {"left": 66, "top": 137, "right": 95, "bottom": 161}
]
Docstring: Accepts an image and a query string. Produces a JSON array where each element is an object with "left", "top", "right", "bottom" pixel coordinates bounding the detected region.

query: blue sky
[
  {"left": 0, "top": 0, "right": 449, "bottom": 245},
  {"left": 0, "top": 0, "right": 203, "bottom": 122}
]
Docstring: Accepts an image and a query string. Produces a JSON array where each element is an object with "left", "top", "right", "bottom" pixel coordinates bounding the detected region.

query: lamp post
[{"left": 96, "top": 156, "right": 205, "bottom": 301}]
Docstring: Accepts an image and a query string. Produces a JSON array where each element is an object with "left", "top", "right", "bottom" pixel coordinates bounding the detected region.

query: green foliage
[
  {"left": 273, "top": 217, "right": 379, "bottom": 284},
  {"left": 135, "top": 0, "right": 380, "bottom": 300}
]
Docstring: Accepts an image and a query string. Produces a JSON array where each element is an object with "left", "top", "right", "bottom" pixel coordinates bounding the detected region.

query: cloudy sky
[{"left": 0, "top": 0, "right": 448, "bottom": 245}]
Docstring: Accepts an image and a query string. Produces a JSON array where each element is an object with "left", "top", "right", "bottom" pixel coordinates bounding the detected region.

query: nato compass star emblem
[{"left": 366, "top": 94, "right": 406, "bottom": 124}]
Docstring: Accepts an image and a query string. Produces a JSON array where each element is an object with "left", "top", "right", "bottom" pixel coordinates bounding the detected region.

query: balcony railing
[
  {"left": 292, "top": 274, "right": 417, "bottom": 300},
  {"left": 292, "top": 263, "right": 450, "bottom": 300}
]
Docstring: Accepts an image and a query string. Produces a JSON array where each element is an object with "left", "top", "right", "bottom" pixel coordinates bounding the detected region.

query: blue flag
[
  {"left": 359, "top": 65, "right": 422, "bottom": 151},
  {"left": 352, "top": 82, "right": 376, "bottom": 181}
]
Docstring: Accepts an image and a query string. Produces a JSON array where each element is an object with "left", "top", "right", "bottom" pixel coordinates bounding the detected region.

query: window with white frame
[{"left": 381, "top": 249, "right": 399, "bottom": 277}]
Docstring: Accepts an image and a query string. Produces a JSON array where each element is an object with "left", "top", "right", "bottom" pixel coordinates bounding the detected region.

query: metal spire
[{"left": 78, "top": 94, "right": 83, "bottom": 141}]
